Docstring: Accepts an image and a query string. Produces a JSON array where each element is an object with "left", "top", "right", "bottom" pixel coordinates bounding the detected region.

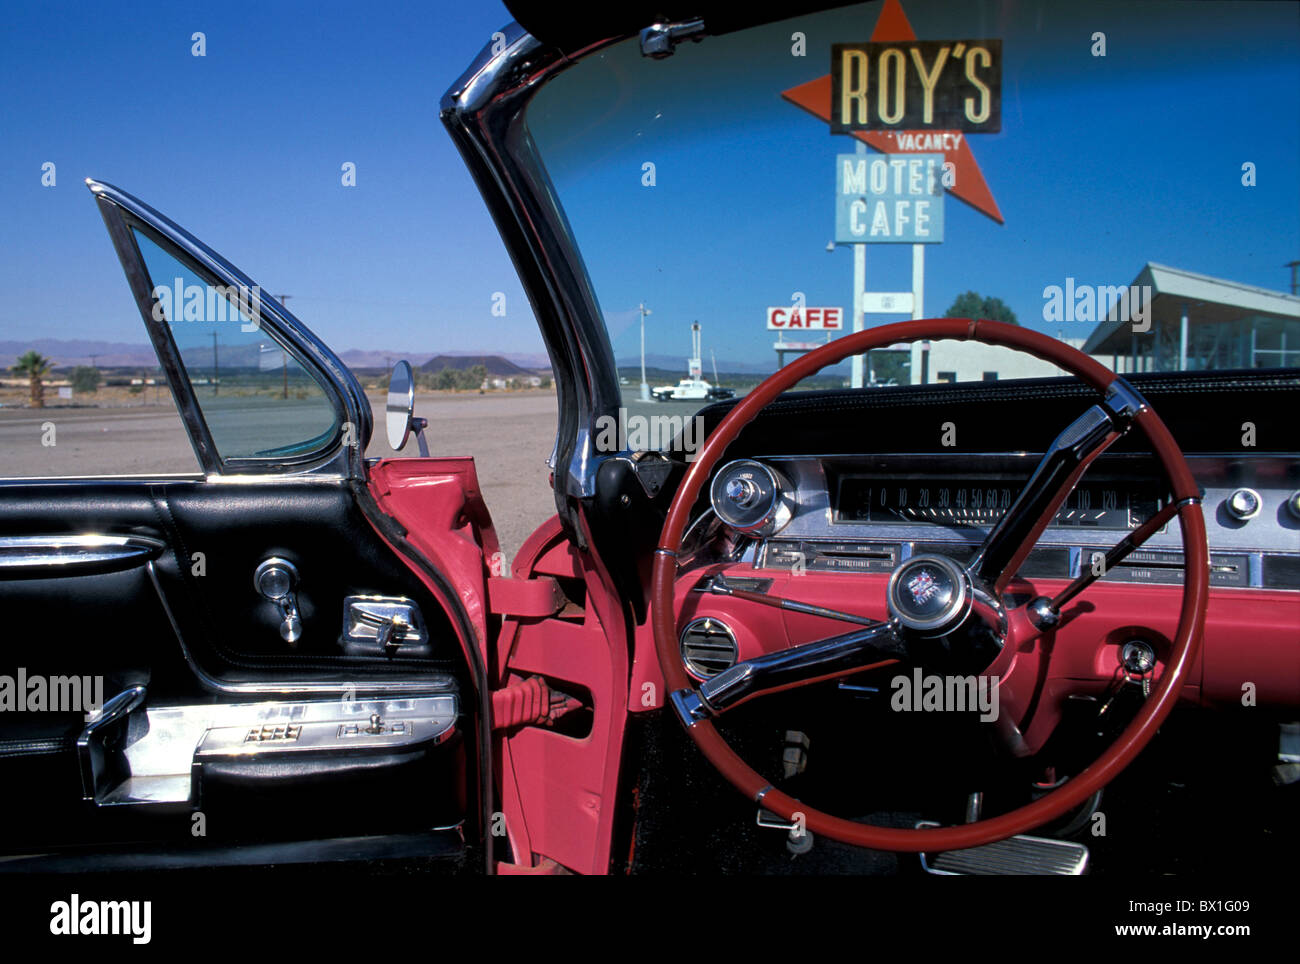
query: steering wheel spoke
[
  {"left": 700, "top": 571, "right": 880, "bottom": 626},
  {"left": 968, "top": 380, "right": 1146, "bottom": 594},
  {"left": 671, "top": 620, "right": 903, "bottom": 724}
]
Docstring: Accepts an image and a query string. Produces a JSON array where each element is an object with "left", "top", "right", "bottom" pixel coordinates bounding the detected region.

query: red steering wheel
[{"left": 651, "top": 319, "right": 1208, "bottom": 852}]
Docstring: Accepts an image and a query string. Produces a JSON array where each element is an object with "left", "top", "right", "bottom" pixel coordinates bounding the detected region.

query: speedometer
[{"left": 835, "top": 476, "right": 1164, "bottom": 529}]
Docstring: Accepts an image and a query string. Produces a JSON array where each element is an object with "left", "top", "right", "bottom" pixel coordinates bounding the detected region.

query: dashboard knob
[
  {"left": 1286, "top": 490, "right": 1300, "bottom": 521},
  {"left": 1224, "top": 487, "right": 1262, "bottom": 521},
  {"left": 725, "top": 477, "right": 759, "bottom": 508}
]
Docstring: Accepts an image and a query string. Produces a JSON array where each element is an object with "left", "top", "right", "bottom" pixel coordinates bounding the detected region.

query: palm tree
[{"left": 10, "top": 351, "right": 54, "bottom": 408}]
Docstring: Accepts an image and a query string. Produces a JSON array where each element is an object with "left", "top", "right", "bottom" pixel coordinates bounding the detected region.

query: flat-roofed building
[{"left": 1083, "top": 263, "right": 1300, "bottom": 373}]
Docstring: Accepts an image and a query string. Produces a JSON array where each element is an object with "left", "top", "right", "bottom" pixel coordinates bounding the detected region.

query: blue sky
[
  {"left": 2, "top": 1, "right": 1297, "bottom": 369},
  {"left": 0, "top": 0, "right": 538, "bottom": 357},
  {"left": 532, "top": 0, "right": 1300, "bottom": 367}
]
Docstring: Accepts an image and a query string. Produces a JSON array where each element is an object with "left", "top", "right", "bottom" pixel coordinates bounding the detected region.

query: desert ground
[{"left": 0, "top": 389, "right": 707, "bottom": 560}]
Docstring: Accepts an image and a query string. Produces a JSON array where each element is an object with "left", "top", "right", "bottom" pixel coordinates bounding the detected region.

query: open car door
[{"left": 0, "top": 180, "right": 494, "bottom": 871}]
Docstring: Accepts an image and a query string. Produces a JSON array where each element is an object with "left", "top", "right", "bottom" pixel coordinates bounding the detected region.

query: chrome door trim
[
  {"left": 441, "top": 26, "right": 623, "bottom": 512},
  {"left": 92, "top": 183, "right": 219, "bottom": 474},
  {"left": 77, "top": 684, "right": 148, "bottom": 802},
  {"left": 0, "top": 534, "right": 166, "bottom": 576},
  {"left": 100, "top": 695, "right": 459, "bottom": 807}
]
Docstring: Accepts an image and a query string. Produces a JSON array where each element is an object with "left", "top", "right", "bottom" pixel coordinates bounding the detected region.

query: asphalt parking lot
[{"left": 0, "top": 391, "right": 712, "bottom": 561}]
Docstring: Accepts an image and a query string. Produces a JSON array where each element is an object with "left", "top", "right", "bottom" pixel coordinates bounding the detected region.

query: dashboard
[
  {"left": 711, "top": 453, "right": 1300, "bottom": 592},
  {"left": 655, "top": 371, "right": 1300, "bottom": 715}
]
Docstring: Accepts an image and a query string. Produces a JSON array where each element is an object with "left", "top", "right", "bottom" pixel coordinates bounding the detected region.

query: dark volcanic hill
[{"left": 420, "top": 354, "right": 535, "bottom": 377}]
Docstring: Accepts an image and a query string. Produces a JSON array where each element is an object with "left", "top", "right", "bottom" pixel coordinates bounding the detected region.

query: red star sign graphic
[{"left": 782, "top": 0, "right": 1004, "bottom": 224}]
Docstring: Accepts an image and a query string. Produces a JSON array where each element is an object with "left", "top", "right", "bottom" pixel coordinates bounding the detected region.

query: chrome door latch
[
  {"left": 343, "top": 596, "right": 428, "bottom": 658},
  {"left": 255, "top": 557, "right": 303, "bottom": 644}
]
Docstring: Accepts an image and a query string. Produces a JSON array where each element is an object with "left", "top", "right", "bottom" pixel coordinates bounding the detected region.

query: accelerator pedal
[{"left": 915, "top": 821, "right": 1089, "bottom": 875}]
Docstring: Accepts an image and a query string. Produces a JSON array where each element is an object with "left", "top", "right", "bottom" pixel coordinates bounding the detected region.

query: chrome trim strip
[
  {"left": 0, "top": 473, "right": 205, "bottom": 484},
  {"left": 754, "top": 451, "right": 1296, "bottom": 462},
  {"left": 0, "top": 534, "right": 165, "bottom": 573},
  {"left": 669, "top": 688, "right": 712, "bottom": 728},
  {"left": 78, "top": 685, "right": 148, "bottom": 801},
  {"left": 441, "top": 27, "right": 622, "bottom": 512}
]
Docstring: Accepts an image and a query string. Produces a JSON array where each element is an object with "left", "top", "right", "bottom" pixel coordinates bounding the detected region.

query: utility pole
[
  {"left": 639, "top": 302, "right": 652, "bottom": 401},
  {"left": 210, "top": 331, "right": 219, "bottom": 396},
  {"left": 1286, "top": 261, "right": 1299, "bottom": 296},
  {"left": 275, "top": 294, "right": 292, "bottom": 398}
]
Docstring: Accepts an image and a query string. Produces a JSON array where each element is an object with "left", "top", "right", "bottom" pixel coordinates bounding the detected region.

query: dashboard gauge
[{"left": 710, "top": 459, "right": 794, "bottom": 536}]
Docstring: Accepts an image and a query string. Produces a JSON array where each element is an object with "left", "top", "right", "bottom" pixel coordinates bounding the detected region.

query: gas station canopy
[{"left": 1084, "top": 263, "right": 1300, "bottom": 373}]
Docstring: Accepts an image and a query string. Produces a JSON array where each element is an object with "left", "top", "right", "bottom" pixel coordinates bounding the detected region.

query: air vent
[{"left": 680, "top": 617, "right": 738, "bottom": 680}]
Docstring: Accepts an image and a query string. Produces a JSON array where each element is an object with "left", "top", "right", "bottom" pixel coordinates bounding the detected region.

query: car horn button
[{"left": 888, "top": 554, "right": 970, "bottom": 635}]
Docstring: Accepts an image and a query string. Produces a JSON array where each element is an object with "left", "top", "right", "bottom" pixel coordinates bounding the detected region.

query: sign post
[
  {"left": 912, "top": 244, "right": 924, "bottom": 321},
  {"left": 836, "top": 150, "right": 944, "bottom": 386},
  {"left": 853, "top": 148, "right": 867, "bottom": 388}
]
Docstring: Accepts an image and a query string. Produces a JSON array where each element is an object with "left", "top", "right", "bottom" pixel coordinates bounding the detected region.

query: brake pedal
[
  {"left": 757, "top": 809, "right": 814, "bottom": 854},
  {"left": 915, "top": 821, "right": 1089, "bottom": 875}
]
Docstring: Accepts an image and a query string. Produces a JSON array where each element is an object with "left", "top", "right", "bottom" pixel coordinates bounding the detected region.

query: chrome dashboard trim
[{"left": 720, "top": 454, "right": 1298, "bottom": 561}]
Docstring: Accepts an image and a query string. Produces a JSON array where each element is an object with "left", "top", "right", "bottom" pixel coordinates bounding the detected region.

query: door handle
[
  {"left": 343, "top": 596, "right": 428, "bottom": 657},
  {"left": 0, "top": 534, "right": 165, "bottom": 578}
]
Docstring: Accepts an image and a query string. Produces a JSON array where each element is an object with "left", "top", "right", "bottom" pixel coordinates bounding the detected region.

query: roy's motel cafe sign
[{"left": 782, "top": 0, "right": 1006, "bottom": 226}]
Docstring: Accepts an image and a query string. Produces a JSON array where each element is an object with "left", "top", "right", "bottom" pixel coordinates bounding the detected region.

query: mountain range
[{"left": 0, "top": 339, "right": 552, "bottom": 372}]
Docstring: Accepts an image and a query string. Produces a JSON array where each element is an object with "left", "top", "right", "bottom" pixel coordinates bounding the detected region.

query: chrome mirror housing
[{"left": 385, "top": 360, "right": 428, "bottom": 456}]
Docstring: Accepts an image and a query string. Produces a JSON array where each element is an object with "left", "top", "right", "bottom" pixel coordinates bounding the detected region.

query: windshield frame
[{"left": 439, "top": 10, "right": 864, "bottom": 517}]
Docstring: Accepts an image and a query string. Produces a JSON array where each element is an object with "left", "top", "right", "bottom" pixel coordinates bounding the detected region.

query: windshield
[{"left": 526, "top": 0, "right": 1300, "bottom": 422}]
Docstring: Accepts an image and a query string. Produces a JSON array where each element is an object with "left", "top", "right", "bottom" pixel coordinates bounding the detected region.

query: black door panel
[
  {"left": 0, "top": 478, "right": 475, "bottom": 856},
  {"left": 150, "top": 480, "right": 458, "bottom": 672}
]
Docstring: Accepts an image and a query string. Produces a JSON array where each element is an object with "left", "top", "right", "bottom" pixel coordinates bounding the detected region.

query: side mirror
[{"left": 385, "top": 360, "right": 429, "bottom": 456}]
